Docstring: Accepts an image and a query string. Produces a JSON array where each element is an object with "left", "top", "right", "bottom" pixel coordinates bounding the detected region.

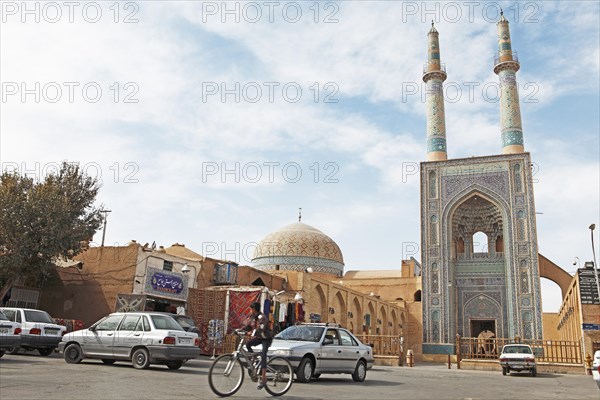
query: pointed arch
[
  {"left": 379, "top": 306, "right": 388, "bottom": 335},
  {"left": 313, "top": 284, "right": 327, "bottom": 320},
  {"left": 351, "top": 296, "right": 362, "bottom": 334},
  {"left": 333, "top": 290, "right": 346, "bottom": 325},
  {"left": 391, "top": 309, "right": 399, "bottom": 336}
]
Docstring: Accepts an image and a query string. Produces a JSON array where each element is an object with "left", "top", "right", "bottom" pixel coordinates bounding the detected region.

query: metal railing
[
  {"left": 457, "top": 336, "right": 582, "bottom": 365},
  {"left": 422, "top": 63, "right": 447, "bottom": 74},
  {"left": 494, "top": 51, "right": 519, "bottom": 65},
  {"left": 357, "top": 334, "right": 402, "bottom": 356}
]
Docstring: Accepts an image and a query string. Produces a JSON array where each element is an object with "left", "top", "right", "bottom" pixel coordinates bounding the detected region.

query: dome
[{"left": 252, "top": 222, "right": 344, "bottom": 276}]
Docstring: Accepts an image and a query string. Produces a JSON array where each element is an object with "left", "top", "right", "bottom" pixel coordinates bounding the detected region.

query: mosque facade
[{"left": 420, "top": 14, "right": 544, "bottom": 356}]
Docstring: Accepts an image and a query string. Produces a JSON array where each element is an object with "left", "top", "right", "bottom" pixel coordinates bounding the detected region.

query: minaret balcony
[
  {"left": 494, "top": 51, "right": 519, "bottom": 66},
  {"left": 423, "top": 62, "right": 446, "bottom": 74}
]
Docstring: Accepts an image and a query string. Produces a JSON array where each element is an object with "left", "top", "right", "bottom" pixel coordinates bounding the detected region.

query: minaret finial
[
  {"left": 431, "top": 20, "right": 434, "bottom": 27},
  {"left": 298, "top": 207, "right": 302, "bottom": 222}
]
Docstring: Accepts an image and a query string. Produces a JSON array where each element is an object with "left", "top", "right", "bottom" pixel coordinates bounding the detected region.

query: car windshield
[
  {"left": 24, "top": 310, "right": 54, "bottom": 323},
  {"left": 503, "top": 345, "right": 532, "bottom": 354},
  {"left": 151, "top": 315, "right": 184, "bottom": 331},
  {"left": 274, "top": 326, "right": 324, "bottom": 342}
]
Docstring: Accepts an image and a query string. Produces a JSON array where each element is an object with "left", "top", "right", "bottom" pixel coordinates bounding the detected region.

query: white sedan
[
  {"left": 262, "top": 323, "right": 374, "bottom": 383},
  {"left": 499, "top": 344, "right": 537, "bottom": 376},
  {"left": 592, "top": 350, "right": 600, "bottom": 389},
  {"left": 59, "top": 312, "right": 199, "bottom": 370}
]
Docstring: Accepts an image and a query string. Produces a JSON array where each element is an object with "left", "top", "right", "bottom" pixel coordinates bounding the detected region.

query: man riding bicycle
[{"left": 243, "top": 301, "right": 273, "bottom": 390}]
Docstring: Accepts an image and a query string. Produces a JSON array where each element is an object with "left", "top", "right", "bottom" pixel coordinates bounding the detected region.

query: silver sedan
[
  {"left": 261, "top": 323, "right": 374, "bottom": 383},
  {"left": 58, "top": 312, "right": 199, "bottom": 370}
]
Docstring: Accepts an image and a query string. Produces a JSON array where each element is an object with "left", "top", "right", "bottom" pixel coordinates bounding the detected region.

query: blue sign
[
  {"left": 150, "top": 271, "right": 184, "bottom": 294},
  {"left": 582, "top": 323, "right": 600, "bottom": 331}
]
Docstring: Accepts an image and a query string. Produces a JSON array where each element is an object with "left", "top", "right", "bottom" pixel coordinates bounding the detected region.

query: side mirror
[
  {"left": 88, "top": 325, "right": 96, "bottom": 332},
  {"left": 323, "top": 338, "right": 333, "bottom": 346}
]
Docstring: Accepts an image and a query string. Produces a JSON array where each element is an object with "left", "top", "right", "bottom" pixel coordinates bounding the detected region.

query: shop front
[{"left": 116, "top": 266, "right": 190, "bottom": 313}]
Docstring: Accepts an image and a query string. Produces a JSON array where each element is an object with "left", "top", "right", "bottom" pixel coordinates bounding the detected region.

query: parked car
[
  {"left": 0, "top": 307, "right": 66, "bottom": 356},
  {"left": 58, "top": 311, "right": 200, "bottom": 370},
  {"left": 0, "top": 310, "right": 21, "bottom": 358},
  {"left": 499, "top": 344, "right": 537, "bottom": 376},
  {"left": 258, "top": 323, "right": 373, "bottom": 383},
  {"left": 592, "top": 350, "right": 600, "bottom": 389}
]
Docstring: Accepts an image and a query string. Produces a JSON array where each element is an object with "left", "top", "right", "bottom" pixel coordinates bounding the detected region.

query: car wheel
[
  {"left": 531, "top": 367, "right": 537, "bottom": 377},
  {"left": 101, "top": 359, "right": 116, "bottom": 365},
  {"left": 7, "top": 347, "right": 20, "bottom": 355},
  {"left": 166, "top": 361, "right": 184, "bottom": 370},
  {"left": 502, "top": 367, "right": 507, "bottom": 376},
  {"left": 38, "top": 348, "right": 54, "bottom": 356},
  {"left": 0, "top": 350, "right": 4, "bottom": 358},
  {"left": 64, "top": 344, "right": 83, "bottom": 364},
  {"left": 297, "top": 357, "right": 314, "bottom": 383},
  {"left": 132, "top": 348, "right": 151, "bottom": 369},
  {"left": 352, "top": 360, "right": 367, "bottom": 382}
]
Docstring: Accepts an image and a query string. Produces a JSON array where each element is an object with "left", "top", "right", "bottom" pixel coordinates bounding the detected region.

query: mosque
[{"left": 28, "top": 13, "right": 598, "bottom": 365}]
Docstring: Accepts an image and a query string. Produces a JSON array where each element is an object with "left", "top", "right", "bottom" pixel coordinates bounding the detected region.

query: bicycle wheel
[
  {"left": 208, "top": 354, "right": 245, "bottom": 397},
  {"left": 263, "top": 356, "right": 293, "bottom": 396}
]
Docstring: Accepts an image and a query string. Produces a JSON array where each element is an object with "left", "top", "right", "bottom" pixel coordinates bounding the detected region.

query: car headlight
[{"left": 273, "top": 349, "right": 294, "bottom": 356}]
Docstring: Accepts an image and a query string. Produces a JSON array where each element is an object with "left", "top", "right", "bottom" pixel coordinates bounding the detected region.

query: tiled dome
[{"left": 252, "top": 222, "right": 344, "bottom": 276}]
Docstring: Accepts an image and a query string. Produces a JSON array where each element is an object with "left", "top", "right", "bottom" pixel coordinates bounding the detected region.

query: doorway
[
  {"left": 471, "top": 319, "right": 495, "bottom": 338},
  {"left": 470, "top": 319, "right": 496, "bottom": 356}
]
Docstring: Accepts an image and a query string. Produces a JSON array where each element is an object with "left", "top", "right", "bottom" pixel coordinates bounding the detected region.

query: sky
[{"left": 1, "top": 0, "right": 599, "bottom": 313}]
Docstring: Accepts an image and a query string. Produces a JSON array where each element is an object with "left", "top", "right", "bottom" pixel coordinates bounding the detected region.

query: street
[{"left": 1, "top": 352, "right": 598, "bottom": 399}]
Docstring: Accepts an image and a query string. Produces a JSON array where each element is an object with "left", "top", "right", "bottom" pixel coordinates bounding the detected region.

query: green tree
[{"left": 0, "top": 162, "right": 103, "bottom": 291}]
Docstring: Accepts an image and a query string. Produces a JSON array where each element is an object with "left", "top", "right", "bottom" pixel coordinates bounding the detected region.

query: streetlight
[
  {"left": 589, "top": 224, "right": 600, "bottom": 304},
  {"left": 181, "top": 263, "right": 198, "bottom": 289},
  {"left": 100, "top": 209, "right": 112, "bottom": 247}
]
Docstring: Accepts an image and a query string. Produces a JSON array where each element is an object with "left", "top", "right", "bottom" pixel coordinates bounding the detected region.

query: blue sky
[{"left": 1, "top": 1, "right": 599, "bottom": 312}]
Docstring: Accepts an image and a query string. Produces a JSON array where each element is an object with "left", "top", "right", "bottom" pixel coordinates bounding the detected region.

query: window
[
  {"left": 339, "top": 330, "right": 357, "bottom": 346},
  {"left": 472, "top": 231, "right": 488, "bottom": 253},
  {"left": 142, "top": 316, "right": 151, "bottom": 332},
  {"left": 24, "top": 310, "right": 54, "bottom": 323},
  {"left": 325, "top": 329, "right": 339, "bottom": 344},
  {"left": 95, "top": 315, "right": 124, "bottom": 331},
  {"left": 118, "top": 315, "right": 141, "bottom": 331},
  {"left": 414, "top": 290, "right": 422, "bottom": 302},
  {"left": 151, "top": 315, "right": 183, "bottom": 331},
  {"left": 163, "top": 260, "right": 173, "bottom": 272},
  {"left": 1, "top": 309, "right": 18, "bottom": 322}
]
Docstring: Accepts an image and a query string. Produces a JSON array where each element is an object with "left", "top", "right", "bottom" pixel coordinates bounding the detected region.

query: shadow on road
[{"left": 309, "top": 378, "right": 401, "bottom": 387}]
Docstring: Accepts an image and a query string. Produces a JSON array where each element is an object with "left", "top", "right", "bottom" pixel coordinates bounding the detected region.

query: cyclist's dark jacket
[{"left": 244, "top": 312, "right": 272, "bottom": 340}]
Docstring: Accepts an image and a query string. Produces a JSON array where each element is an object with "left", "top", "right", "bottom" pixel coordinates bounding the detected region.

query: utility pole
[
  {"left": 590, "top": 224, "right": 600, "bottom": 304},
  {"left": 100, "top": 209, "right": 112, "bottom": 247}
]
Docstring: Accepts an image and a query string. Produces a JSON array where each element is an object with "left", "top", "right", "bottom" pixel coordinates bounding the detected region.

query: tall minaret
[
  {"left": 494, "top": 11, "right": 524, "bottom": 154},
  {"left": 423, "top": 22, "right": 448, "bottom": 161}
]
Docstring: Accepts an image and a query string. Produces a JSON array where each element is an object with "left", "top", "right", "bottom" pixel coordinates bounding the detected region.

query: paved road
[{"left": 1, "top": 352, "right": 598, "bottom": 399}]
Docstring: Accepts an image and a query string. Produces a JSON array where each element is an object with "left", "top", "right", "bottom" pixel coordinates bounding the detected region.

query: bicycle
[{"left": 208, "top": 329, "right": 294, "bottom": 397}]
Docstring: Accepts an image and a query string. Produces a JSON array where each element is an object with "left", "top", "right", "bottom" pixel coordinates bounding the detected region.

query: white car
[
  {"left": 58, "top": 312, "right": 200, "bottom": 370},
  {"left": 499, "top": 344, "right": 537, "bottom": 376},
  {"left": 0, "top": 307, "right": 66, "bottom": 356},
  {"left": 0, "top": 310, "right": 21, "bottom": 358},
  {"left": 263, "top": 323, "right": 374, "bottom": 383},
  {"left": 592, "top": 350, "right": 600, "bottom": 389}
]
